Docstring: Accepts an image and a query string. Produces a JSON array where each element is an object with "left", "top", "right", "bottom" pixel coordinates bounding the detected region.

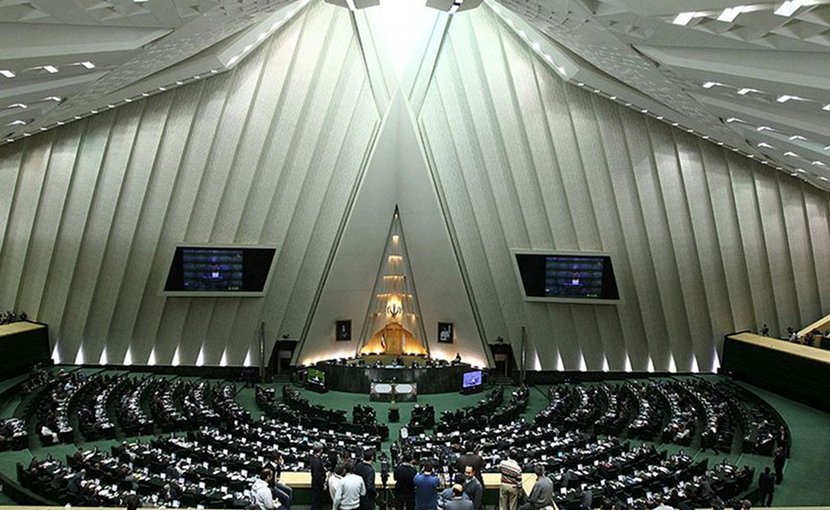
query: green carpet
[{"left": 1, "top": 373, "right": 829, "bottom": 506}]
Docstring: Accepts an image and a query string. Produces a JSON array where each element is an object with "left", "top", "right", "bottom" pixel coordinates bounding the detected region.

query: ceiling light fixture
[
  {"left": 737, "top": 88, "right": 761, "bottom": 95},
  {"left": 8, "top": 103, "right": 27, "bottom": 109},
  {"left": 725, "top": 117, "right": 743, "bottom": 123},
  {"left": 80, "top": 61, "right": 95, "bottom": 69},
  {"left": 784, "top": 151, "right": 800, "bottom": 157},
  {"left": 0, "top": 70, "right": 15, "bottom": 78},
  {"left": 45, "top": 96, "right": 61, "bottom": 102},
  {"left": 789, "top": 135, "right": 807, "bottom": 141},
  {"left": 718, "top": 5, "right": 751, "bottom": 22},
  {"left": 823, "top": 104, "right": 830, "bottom": 111},
  {"left": 774, "top": 0, "right": 805, "bottom": 17},
  {"left": 757, "top": 142, "right": 775, "bottom": 149},
  {"left": 43, "top": 65, "right": 58, "bottom": 74},
  {"left": 702, "top": 81, "right": 725, "bottom": 89},
  {"left": 777, "top": 94, "right": 805, "bottom": 103},
  {"left": 757, "top": 126, "right": 774, "bottom": 131},
  {"left": 673, "top": 11, "right": 704, "bottom": 25},
  {"left": 8, "top": 120, "right": 27, "bottom": 126}
]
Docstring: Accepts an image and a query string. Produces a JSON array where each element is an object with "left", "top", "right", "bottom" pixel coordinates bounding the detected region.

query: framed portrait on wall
[
  {"left": 438, "top": 322, "right": 454, "bottom": 343},
  {"left": 336, "top": 320, "right": 352, "bottom": 341}
]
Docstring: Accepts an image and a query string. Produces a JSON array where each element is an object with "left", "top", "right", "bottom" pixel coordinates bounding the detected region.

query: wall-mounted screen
[
  {"left": 513, "top": 251, "right": 620, "bottom": 304},
  {"left": 163, "top": 246, "right": 276, "bottom": 297}
]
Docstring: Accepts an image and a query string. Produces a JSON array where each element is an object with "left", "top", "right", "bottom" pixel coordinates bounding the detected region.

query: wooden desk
[
  {"left": 0, "top": 321, "right": 45, "bottom": 338},
  {"left": 723, "top": 332, "right": 830, "bottom": 412}
]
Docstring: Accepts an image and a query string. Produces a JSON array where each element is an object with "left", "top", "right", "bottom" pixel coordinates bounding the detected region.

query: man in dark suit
[
  {"left": 456, "top": 442, "right": 485, "bottom": 488},
  {"left": 445, "top": 485, "right": 474, "bottom": 510},
  {"left": 354, "top": 449, "right": 377, "bottom": 510},
  {"left": 758, "top": 467, "right": 775, "bottom": 507},
  {"left": 310, "top": 442, "right": 327, "bottom": 510},
  {"left": 462, "top": 466, "right": 483, "bottom": 510},
  {"left": 773, "top": 447, "right": 785, "bottom": 485},
  {"left": 394, "top": 452, "right": 418, "bottom": 510}
]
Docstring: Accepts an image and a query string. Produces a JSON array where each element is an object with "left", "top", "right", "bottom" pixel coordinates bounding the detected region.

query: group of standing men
[{"left": 391, "top": 442, "right": 554, "bottom": 510}]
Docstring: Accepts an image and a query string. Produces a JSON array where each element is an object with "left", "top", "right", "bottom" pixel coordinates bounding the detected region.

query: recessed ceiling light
[
  {"left": 8, "top": 103, "right": 27, "bottom": 109},
  {"left": 757, "top": 142, "right": 775, "bottom": 149},
  {"left": 777, "top": 94, "right": 805, "bottom": 103},
  {"left": 673, "top": 11, "right": 703, "bottom": 25},
  {"left": 725, "top": 117, "right": 743, "bottom": 123},
  {"left": 823, "top": 104, "right": 830, "bottom": 111},
  {"left": 45, "top": 96, "right": 61, "bottom": 102},
  {"left": 784, "top": 151, "right": 800, "bottom": 157},
  {"left": 796, "top": 168, "right": 806, "bottom": 173},
  {"left": 43, "top": 65, "right": 58, "bottom": 74},
  {"left": 8, "top": 120, "right": 27, "bottom": 126},
  {"left": 812, "top": 161, "right": 827, "bottom": 166},
  {"left": 774, "top": 0, "right": 805, "bottom": 17},
  {"left": 789, "top": 135, "right": 807, "bottom": 141},
  {"left": 736, "top": 88, "right": 761, "bottom": 95},
  {"left": 702, "top": 81, "right": 724, "bottom": 89},
  {"left": 0, "top": 70, "right": 15, "bottom": 78},
  {"left": 757, "top": 126, "right": 774, "bottom": 131},
  {"left": 718, "top": 5, "right": 751, "bottom": 22},
  {"left": 80, "top": 61, "right": 95, "bottom": 69}
]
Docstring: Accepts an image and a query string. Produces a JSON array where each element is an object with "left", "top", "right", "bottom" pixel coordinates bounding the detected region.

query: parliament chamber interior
[{"left": 1, "top": 0, "right": 830, "bottom": 509}]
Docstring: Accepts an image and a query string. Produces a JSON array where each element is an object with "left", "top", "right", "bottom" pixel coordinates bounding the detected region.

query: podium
[{"left": 370, "top": 381, "right": 417, "bottom": 402}]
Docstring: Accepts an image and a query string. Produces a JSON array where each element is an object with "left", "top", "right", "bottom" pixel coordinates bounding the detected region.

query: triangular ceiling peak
[
  {"left": 297, "top": 90, "right": 489, "bottom": 367},
  {"left": 357, "top": 206, "right": 429, "bottom": 356}
]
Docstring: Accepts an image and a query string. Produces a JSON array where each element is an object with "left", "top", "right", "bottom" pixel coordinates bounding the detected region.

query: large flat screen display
[
  {"left": 462, "top": 370, "right": 482, "bottom": 388},
  {"left": 163, "top": 246, "right": 276, "bottom": 297},
  {"left": 514, "top": 251, "right": 620, "bottom": 304}
]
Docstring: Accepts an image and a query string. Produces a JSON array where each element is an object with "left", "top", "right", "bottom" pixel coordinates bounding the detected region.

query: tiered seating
[
  {"left": 436, "top": 387, "right": 503, "bottom": 433},
  {"left": 76, "top": 374, "right": 121, "bottom": 440},
  {"left": 18, "top": 415, "right": 381, "bottom": 507},
  {"left": 715, "top": 381, "right": 788, "bottom": 456},
  {"left": 0, "top": 418, "right": 27, "bottom": 450},
  {"left": 36, "top": 371, "right": 90, "bottom": 445}
]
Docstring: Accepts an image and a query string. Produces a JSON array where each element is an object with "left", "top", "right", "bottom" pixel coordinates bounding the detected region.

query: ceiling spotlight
[
  {"left": 789, "top": 135, "right": 807, "bottom": 141},
  {"left": 8, "top": 120, "right": 27, "bottom": 126},
  {"left": 0, "top": 70, "right": 15, "bottom": 78},
  {"left": 45, "top": 96, "right": 61, "bottom": 102},
  {"left": 823, "top": 104, "right": 830, "bottom": 111},
  {"left": 784, "top": 151, "right": 800, "bottom": 157},
  {"left": 725, "top": 117, "right": 743, "bottom": 123},
  {"left": 80, "top": 61, "right": 95, "bottom": 69},
  {"left": 8, "top": 103, "right": 27, "bottom": 109},
  {"left": 702, "top": 81, "right": 725, "bottom": 89},
  {"left": 43, "top": 65, "right": 58, "bottom": 74},
  {"left": 757, "top": 126, "right": 774, "bottom": 131},
  {"left": 757, "top": 142, "right": 775, "bottom": 149}
]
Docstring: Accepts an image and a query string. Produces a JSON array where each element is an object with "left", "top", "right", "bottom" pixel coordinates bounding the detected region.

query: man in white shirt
[
  {"left": 334, "top": 462, "right": 366, "bottom": 510},
  {"left": 251, "top": 468, "right": 279, "bottom": 510}
]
